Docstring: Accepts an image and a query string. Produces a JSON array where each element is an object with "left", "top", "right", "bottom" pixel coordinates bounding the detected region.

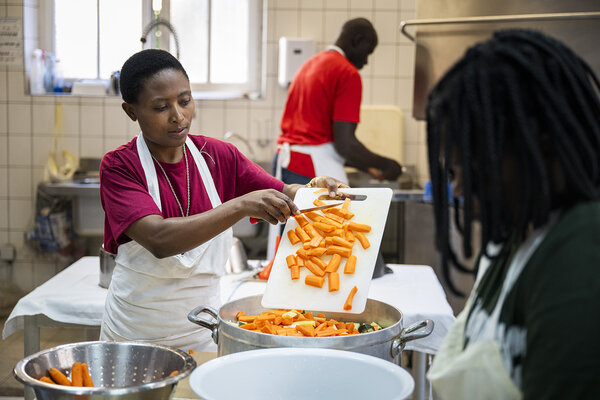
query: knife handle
[{"left": 249, "top": 217, "right": 258, "bottom": 224}]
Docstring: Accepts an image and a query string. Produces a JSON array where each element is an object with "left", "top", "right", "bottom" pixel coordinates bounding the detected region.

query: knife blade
[
  {"left": 249, "top": 202, "right": 344, "bottom": 224},
  {"left": 318, "top": 192, "right": 368, "bottom": 201}
]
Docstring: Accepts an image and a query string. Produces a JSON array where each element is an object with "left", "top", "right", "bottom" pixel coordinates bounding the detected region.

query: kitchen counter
[{"left": 4, "top": 256, "right": 455, "bottom": 400}]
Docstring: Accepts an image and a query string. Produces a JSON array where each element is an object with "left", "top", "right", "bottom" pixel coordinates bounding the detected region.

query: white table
[{"left": 4, "top": 256, "right": 455, "bottom": 400}]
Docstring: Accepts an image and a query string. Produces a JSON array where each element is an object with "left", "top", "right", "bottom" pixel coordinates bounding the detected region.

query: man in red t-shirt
[{"left": 275, "top": 18, "right": 403, "bottom": 185}]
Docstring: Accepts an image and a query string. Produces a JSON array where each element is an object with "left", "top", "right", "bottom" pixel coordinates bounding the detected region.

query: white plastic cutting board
[{"left": 261, "top": 187, "right": 393, "bottom": 314}]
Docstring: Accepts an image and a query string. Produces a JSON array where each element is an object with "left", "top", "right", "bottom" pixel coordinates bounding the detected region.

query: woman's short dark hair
[
  {"left": 426, "top": 29, "right": 600, "bottom": 295},
  {"left": 119, "top": 49, "right": 188, "bottom": 104}
]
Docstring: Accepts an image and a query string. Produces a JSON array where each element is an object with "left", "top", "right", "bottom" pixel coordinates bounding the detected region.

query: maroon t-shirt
[{"left": 100, "top": 134, "right": 284, "bottom": 254}]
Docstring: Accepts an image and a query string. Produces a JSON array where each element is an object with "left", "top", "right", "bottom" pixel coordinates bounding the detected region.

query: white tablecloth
[{"left": 3, "top": 256, "right": 455, "bottom": 354}]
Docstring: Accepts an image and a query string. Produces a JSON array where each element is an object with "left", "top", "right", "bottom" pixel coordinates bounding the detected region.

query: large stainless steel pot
[{"left": 188, "top": 295, "right": 433, "bottom": 363}]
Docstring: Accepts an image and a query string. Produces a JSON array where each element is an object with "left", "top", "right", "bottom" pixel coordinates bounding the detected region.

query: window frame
[{"left": 37, "top": 0, "right": 265, "bottom": 99}]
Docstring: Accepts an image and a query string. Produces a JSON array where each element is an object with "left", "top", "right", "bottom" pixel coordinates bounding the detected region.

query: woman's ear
[{"left": 122, "top": 102, "right": 137, "bottom": 121}]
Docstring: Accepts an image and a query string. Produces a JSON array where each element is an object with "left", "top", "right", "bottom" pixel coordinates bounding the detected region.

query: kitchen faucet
[
  {"left": 224, "top": 131, "right": 257, "bottom": 161},
  {"left": 140, "top": 18, "right": 180, "bottom": 59}
]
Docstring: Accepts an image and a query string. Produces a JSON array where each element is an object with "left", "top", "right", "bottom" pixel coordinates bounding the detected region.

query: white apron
[
  {"left": 267, "top": 142, "right": 348, "bottom": 259},
  {"left": 100, "top": 134, "right": 233, "bottom": 353},
  {"left": 427, "top": 222, "right": 553, "bottom": 399}
]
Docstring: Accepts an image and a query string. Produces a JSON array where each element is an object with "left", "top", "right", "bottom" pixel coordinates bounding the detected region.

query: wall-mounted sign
[{"left": 0, "top": 18, "right": 23, "bottom": 66}]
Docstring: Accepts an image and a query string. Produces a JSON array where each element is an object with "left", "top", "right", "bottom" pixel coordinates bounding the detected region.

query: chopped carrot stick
[
  {"left": 304, "top": 312, "right": 314, "bottom": 320},
  {"left": 325, "top": 253, "right": 342, "bottom": 273},
  {"left": 238, "top": 314, "right": 258, "bottom": 322},
  {"left": 287, "top": 230, "right": 300, "bottom": 245},
  {"left": 313, "top": 188, "right": 327, "bottom": 194},
  {"left": 240, "top": 323, "right": 257, "bottom": 330},
  {"left": 323, "top": 210, "right": 345, "bottom": 224},
  {"left": 355, "top": 232, "right": 370, "bottom": 249},
  {"left": 296, "top": 248, "right": 309, "bottom": 259},
  {"left": 304, "top": 211, "right": 323, "bottom": 222},
  {"left": 326, "top": 246, "right": 352, "bottom": 258},
  {"left": 305, "top": 274, "right": 325, "bottom": 288},
  {"left": 313, "top": 199, "right": 326, "bottom": 207},
  {"left": 344, "top": 286, "right": 358, "bottom": 311},
  {"left": 344, "top": 255, "right": 357, "bottom": 274},
  {"left": 189, "top": 349, "right": 195, "bottom": 354},
  {"left": 316, "top": 327, "right": 337, "bottom": 337},
  {"left": 40, "top": 376, "right": 55, "bottom": 384},
  {"left": 296, "top": 324, "right": 316, "bottom": 337},
  {"left": 342, "top": 210, "right": 355, "bottom": 219},
  {"left": 305, "top": 260, "right": 325, "bottom": 277},
  {"left": 346, "top": 322, "right": 355, "bottom": 334},
  {"left": 315, "top": 322, "right": 328, "bottom": 333},
  {"left": 309, "top": 256, "right": 327, "bottom": 270},
  {"left": 308, "top": 235, "right": 323, "bottom": 248},
  {"left": 295, "top": 226, "right": 311, "bottom": 243},
  {"left": 307, "top": 247, "right": 327, "bottom": 257},
  {"left": 304, "top": 224, "right": 318, "bottom": 239},
  {"left": 294, "top": 214, "right": 309, "bottom": 227},
  {"left": 81, "top": 363, "right": 94, "bottom": 387},
  {"left": 328, "top": 272, "right": 340, "bottom": 292},
  {"left": 347, "top": 221, "right": 371, "bottom": 233},
  {"left": 313, "top": 221, "right": 335, "bottom": 232},
  {"left": 285, "top": 254, "right": 296, "bottom": 268},
  {"left": 290, "top": 264, "right": 300, "bottom": 280},
  {"left": 321, "top": 216, "right": 343, "bottom": 228},
  {"left": 345, "top": 230, "right": 355, "bottom": 242},
  {"left": 70, "top": 362, "right": 83, "bottom": 386},
  {"left": 296, "top": 255, "right": 305, "bottom": 267},
  {"left": 49, "top": 368, "right": 71, "bottom": 386},
  {"left": 342, "top": 197, "right": 351, "bottom": 211},
  {"left": 332, "top": 236, "right": 353, "bottom": 249},
  {"left": 169, "top": 370, "right": 179, "bottom": 376}
]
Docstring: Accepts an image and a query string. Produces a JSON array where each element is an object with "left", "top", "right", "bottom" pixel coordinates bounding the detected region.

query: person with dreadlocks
[
  {"left": 98, "top": 49, "right": 346, "bottom": 352},
  {"left": 425, "top": 29, "right": 600, "bottom": 398}
]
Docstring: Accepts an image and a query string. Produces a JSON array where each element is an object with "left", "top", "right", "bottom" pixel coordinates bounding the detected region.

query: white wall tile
[
  {"left": 61, "top": 136, "right": 80, "bottom": 159},
  {"left": 196, "top": 107, "right": 224, "bottom": 138},
  {"left": 376, "top": 0, "right": 400, "bottom": 9},
  {"left": 8, "top": 135, "right": 32, "bottom": 166},
  {"left": 274, "top": 10, "right": 300, "bottom": 39},
  {"left": 361, "top": 77, "right": 373, "bottom": 105},
  {"left": 60, "top": 103, "right": 80, "bottom": 136},
  {"left": 324, "top": 11, "right": 349, "bottom": 42},
  {"left": 224, "top": 107, "right": 250, "bottom": 139},
  {"left": 300, "top": 10, "right": 324, "bottom": 41},
  {"left": 374, "top": 9, "right": 399, "bottom": 44},
  {"left": 0, "top": 136, "right": 7, "bottom": 166},
  {"left": 351, "top": 0, "right": 374, "bottom": 10},
  {"left": 372, "top": 44, "right": 397, "bottom": 77},
  {"left": 81, "top": 137, "right": 105, "bottom": 159},
  {"left": 0, "top": 167, "right": 7, "bottom": 197},
  {"left": 403, "top": 142, "right": 418, "bottom": 166},
  {"left": 105, "top": 137, "right": 126, "bottom": 154},
  {"left": 273, "top": 0, "right": 298, "bottom": 9},
  {"left": 0, "top": 70, "right": 7, "bottom": 101},
  {"left": 397, "top": 43, "right": 415, "bottom": 77},
  {"left": 32, "top": 135, "right": 53, "bottom": 167},
  {"left": 401, "top": 0, "right": 416, "bottom": 11},
  {"left": 9, "top": 167, "right": 31, "bottom": 198},
  {"left": 104, "top": 104, "right": 129, "bottom": 137},
  {"left": 0, "top": 199, "right": 7, "bottom": 229},
  {"left": 404, "top": 115, "right": 420, "bottom": 144},
  {"left": 8, "top": 103, "right": 31, "bottom": 135},
  {"left": 0, "top": 103, "right": 7, "bottom": 133},
  {"left": 33, "top": 261, "right": 57, "bottom": 288},
  {"left": 80, "top": 105, "right": 103, "bottom": 137},
  {"left": 32, "top": 103, "right": 55, "bottom": 135},
  {"left": 266, "top": 42, "right": 278, "bottom": 77},
  {"left": 325, "top": 0, "right": 348, "bottom": 9},
  {"left": 12, "top": 260, "right": 34, "bottom": 293},
  {"left": 7, "top": 70, "right": 28, "bottom": 102},
  {"left": 371, "top": 77, "right": 397, "bottom": 105},
  {"left": 9, "top": 198, "right": 33, "bottom": 231},
  {"left": 300, "top": 0, "right": 323, "bottom": 9}
]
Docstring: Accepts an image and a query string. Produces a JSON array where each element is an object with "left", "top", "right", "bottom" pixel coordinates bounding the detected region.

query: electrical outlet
[{"left": 0, "top": 244, "right": 16, "bottom": 262}]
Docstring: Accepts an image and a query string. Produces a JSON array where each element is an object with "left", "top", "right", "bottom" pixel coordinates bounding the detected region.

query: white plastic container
[{"left": 30, "top": 49, "right": 46, "bottom": 94}]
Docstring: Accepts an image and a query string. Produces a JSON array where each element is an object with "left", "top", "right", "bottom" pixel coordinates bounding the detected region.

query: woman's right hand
[{"left": 238, "top": 189, "right": 299, "bottom": 225}]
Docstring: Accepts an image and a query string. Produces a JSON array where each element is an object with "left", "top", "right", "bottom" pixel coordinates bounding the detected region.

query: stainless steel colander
[{"left": 14, "top": 341, "right": 196, "bottom": 400}]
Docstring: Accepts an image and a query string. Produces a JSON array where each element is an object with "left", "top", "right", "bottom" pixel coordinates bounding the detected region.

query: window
[{"left": 38, "top": 0, "right": 264, "bottom": 98}]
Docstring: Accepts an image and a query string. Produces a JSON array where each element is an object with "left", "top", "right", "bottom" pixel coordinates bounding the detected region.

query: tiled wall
[{"left": 0, "top": 0, "right": 428, "bottom": 292}]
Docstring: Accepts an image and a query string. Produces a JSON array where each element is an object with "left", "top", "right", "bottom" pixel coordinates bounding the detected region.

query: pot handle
[
  {"left": 390, "top": 319, "right": 435, "bottom": 358},
  {"left": 187, "top": 305, "right": 220, "bottom": 344}
]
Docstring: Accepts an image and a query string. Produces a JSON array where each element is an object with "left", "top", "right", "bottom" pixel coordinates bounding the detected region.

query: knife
[
  {"left": 318, "top": 192, "right": 368, "bottom": 201},
  {"left": 249, "top": 202, "right": 344, "bottom": 224}
]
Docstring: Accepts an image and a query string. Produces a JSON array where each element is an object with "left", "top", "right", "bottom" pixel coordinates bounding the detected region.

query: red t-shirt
[
  {"left": 278, "top": 50, "right": 362, "bottom": 146},
  {"left": 100, "top": 135, "right": 284, "bottom": 254}
]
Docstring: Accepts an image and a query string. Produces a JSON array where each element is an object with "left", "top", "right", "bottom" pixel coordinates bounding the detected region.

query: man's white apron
[{"left": 100, "top": 134, "right": 232, "bottom": 352}]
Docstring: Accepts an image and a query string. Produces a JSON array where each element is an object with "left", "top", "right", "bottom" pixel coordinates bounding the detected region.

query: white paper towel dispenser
[{"left": 278, "top": 37, "right": 316, "bottom": 88}]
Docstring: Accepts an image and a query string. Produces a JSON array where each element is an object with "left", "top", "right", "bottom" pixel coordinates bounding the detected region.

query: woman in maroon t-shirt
[{"left": 99, "top": 49, "right": 346, "bottom": 352}]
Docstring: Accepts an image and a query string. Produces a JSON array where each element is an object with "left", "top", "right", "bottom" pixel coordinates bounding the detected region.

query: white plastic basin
[{"left": 189, "top": 347, "right": 414, "bottom": 400}]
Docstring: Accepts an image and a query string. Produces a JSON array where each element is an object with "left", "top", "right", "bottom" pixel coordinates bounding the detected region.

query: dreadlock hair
[
  {"left": 119, "top": 49, "right": 188, "bottom": 104},
  {"left": 426, "top": 29, "right": 600, "bottom": 296}
]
